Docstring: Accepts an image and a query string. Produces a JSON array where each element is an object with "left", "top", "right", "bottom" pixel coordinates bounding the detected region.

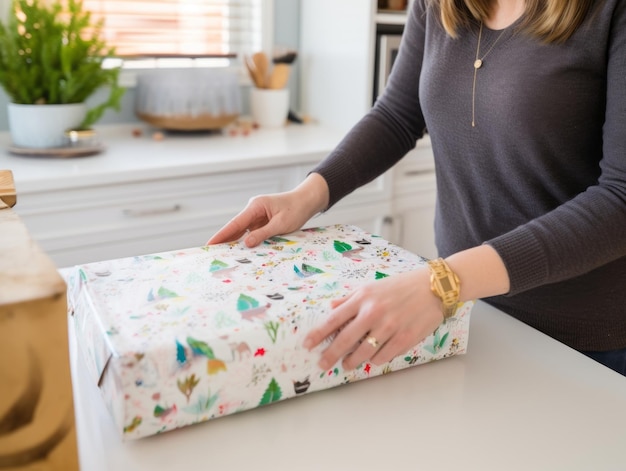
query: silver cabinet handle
[{"left": 123, "top": 204, "right": 182, "bottom": 218}]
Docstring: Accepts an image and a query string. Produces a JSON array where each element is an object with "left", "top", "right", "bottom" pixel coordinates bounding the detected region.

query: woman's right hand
[{"left": 207, "top": 172, "right": 330, "bottom": 247}]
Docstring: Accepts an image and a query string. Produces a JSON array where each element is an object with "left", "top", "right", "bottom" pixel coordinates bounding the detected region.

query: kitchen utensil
[
  {"left": 251, "top": 51, "right": 270, "bottom": 88},
  {"left": 244, "top": 55, "right": 264, "bottom": 88},
  {"left": 267, "top": 63, "right": 291, "bottom": 89},
  {"left": 273, "top": 49, "right": 298, "bottom": 65}
]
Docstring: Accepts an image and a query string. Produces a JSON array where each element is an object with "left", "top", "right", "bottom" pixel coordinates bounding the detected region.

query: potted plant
[{"left": 0, "top": 0, "right": 125, "bottom": 148}]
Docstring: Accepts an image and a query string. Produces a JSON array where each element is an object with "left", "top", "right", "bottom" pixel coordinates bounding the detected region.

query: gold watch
[{"left": 426, "top": 258, "right": 461, "bottom": 320}]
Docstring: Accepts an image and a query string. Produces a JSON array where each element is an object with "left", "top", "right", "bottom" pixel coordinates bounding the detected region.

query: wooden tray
[
  {"left": 7, "top": 144, "right": 105, "bottom": 158},
  {"left": 137, "top": 112, "right": 238, "bottom": 131}
]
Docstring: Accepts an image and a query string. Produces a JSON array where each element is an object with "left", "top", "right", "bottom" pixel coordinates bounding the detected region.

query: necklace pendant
[{"left": 474, "top": 59, "right": 483, "bottom": 69}]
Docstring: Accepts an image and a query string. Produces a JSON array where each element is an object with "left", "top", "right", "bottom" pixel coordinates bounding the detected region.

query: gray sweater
[{"left": 312, "top": 0, "right": 626, "bottom": 351}]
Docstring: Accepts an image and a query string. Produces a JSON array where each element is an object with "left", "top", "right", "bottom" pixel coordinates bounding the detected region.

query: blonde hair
[{"left": 432, "top": 0, "right": 595, "bottom": 43}]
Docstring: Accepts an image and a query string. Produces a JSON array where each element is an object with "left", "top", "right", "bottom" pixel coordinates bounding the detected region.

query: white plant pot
[{"left": 7, "top": 103, "right": 87, "bottom": 148}]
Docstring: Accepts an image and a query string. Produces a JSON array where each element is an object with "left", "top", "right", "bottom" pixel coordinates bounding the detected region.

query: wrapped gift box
[{"left": 66, "top": 224, "right": 472, "bottom": 440}]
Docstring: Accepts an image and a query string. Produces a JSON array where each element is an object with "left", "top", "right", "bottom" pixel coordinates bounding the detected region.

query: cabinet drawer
[
  {"left": 15, "top": 167, "right": 298, "bottom": 253},
  {"left": 46, "top": 217, "right": 227, "bottom": 268}
]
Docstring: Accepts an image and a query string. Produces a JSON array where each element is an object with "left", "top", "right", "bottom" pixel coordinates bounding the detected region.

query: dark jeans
[{"left": 581, "top": 347, "right": 626, "bottom": 377}]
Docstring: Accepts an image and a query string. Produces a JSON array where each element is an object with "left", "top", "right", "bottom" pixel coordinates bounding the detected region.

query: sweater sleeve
[
  {"left": 487, "top": 1, "right": 626, "bottom": 295},
  {"left": 311, "top": 0, "right": 428, "bottom": 209}
]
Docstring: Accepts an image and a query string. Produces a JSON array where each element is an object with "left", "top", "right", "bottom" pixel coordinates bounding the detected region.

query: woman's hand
[
  {"left": 303, "top": 245, "right": 511, "bottom": 370},
  {"left": 207, "top": 173, "right": 330, "bottom": 247},
  {"left": 303, "top": 267, "right": 444, "bottom": 371}
]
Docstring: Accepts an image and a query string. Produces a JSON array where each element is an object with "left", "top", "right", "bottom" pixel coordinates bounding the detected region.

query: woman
[{"left": 209, "top": 0, "right": 626, "bottom": 376}]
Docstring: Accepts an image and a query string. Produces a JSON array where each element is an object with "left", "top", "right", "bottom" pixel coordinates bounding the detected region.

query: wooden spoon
[
  {"left": 251, "top": 51, "right": 270, "bottom": 88},
  {"left": 244, "top": 55, "right": 262, "bottom": 88},
  {"left": 267, "top": 63, "right": 290, "bottom": 89}
]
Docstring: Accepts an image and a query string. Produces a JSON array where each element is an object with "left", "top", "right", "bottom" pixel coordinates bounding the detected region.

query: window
[
  {"left": 85, "top": 0, "right": 270, "bottom": 57},
  {"left": 88, "top": 0, "right": 273, "bottom": 77},
  {"left": 0, "top": 0, "right": 273, "bottom": 81}
]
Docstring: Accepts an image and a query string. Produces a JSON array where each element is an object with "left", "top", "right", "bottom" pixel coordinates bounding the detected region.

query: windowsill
[{"left": 118, "top": 64, "right": 252, "bottom": 88}]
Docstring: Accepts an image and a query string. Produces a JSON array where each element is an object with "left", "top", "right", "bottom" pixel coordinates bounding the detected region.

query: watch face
[{"left": 439, "top": 277, "right": 453, "bottom": 292}]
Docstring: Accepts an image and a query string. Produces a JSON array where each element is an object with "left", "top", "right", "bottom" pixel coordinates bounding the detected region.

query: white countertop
[
  {"left": 0, "top": 124, "right": 347, "bottom": 193},
  {"left": 69, "top": 301, "right": 626, "bottom": 471},
  {"left": 0, "top": 124, "right": 435, "bottom": 194}
]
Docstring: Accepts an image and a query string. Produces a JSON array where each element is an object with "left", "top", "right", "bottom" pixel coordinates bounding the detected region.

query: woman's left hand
[{"left": 303, "top": 267, "right": 445, "bottom": 371}]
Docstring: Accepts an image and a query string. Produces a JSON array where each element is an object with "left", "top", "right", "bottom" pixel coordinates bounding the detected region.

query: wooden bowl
[{"left": 136, "top": 112, "right": 239, "bottom": 131}]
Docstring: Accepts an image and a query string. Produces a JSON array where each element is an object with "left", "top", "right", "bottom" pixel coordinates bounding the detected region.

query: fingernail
[
  {"left": 303, "top": 338, "right": 313, "bottom": 350},
  {"left": 245, "top": 235, "right": 256, "bottom": 247},
  {"left": 318, "top": 358, "right": 330, "bottom": 371}
]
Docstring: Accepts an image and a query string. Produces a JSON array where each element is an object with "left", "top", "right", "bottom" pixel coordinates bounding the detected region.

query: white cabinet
[
  {"left": 2, "top": 122, "right": 435, "bottom": 267},
  {"left": 308, "top": 177, "right": 394, "bottom": 240},
  {"left": 15, "top": 167, "right": 298, "bottom": 266},
  {"left": 300, "top": 0, "right": 437, "bottom": 258},
  {"left": 3, "top": 124, "right": 396, "bottom": 268},
  {"left": 391, "top": 141, "right": 438, "bottom": 259}
]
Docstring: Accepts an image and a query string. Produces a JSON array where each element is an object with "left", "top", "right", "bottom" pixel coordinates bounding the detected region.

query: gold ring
[{"left": 366, "top": 335, "right": 380, "bottom": 349}]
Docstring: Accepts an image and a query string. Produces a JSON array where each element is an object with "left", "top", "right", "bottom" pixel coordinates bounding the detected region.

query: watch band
[{"left": 426, "top": 258, "right": 461, "bottom": 320}]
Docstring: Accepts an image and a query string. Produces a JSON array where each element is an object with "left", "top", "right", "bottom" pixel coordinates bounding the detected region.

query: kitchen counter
[
  {"left": 0, "top": 124, "right": 435, "bottom": 192},
  {"left": 1, "top": 123, "right": 438, "bottom": 266},
  {"left": 69, "top": 300, "right": 626, "bottom": 471},
  {"left": 0, "top": 124, "right": 348, "bottom": 193}
]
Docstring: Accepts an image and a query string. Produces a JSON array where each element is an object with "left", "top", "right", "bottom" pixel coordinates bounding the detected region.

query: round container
[
  {"left": 250, "top": 88, "right": 289, "bottom": 128},
  {"left": 135, "top": 69, "right": 241, "bottom": 131},
  {"left": 64, "top": 128, "right": 99, "bottom": 146}
]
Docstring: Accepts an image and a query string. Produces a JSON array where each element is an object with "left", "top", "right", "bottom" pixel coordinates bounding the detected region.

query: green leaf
[
  {"left": 439, "top": 332, "right": 450, "bottom": 348},
  {"left": 186, "top": 336, "right": 215, "bottom": 359},
  {"left": 264, "top": 321, "right": 280, "bottom": 344},
  {"left": 183, "top": 390, "right": 219, "bottom": 415},
  {"left": 259, "top": 378, "right": 282, "bottom": 406},
  {"left": 157, "top": 286, "right": 179, "bottom": 299},
  {"left": 423, "top": 345, "right": 436, "bottom": 355},
  {"left": 209, "top": 259, "right": 229, "bottom": 272},
  {"left": 375, "top": 271, "right": 389, "bottom": 279},
  {"left": 268, "top": 236, "right": 291, "bottom": 243},
  {"left": 333, "top": 240, "right": 352, "bottom": 253},
  {"left": 237, "top": 293, "right": 259, "bottom": 311},
  {"left": 432, "top": 327, "right": 441, "bottom": 345},
  {"left": 0, "top": 0, "right": 125, "bottom": 123},
  {"left": 302, "top": 263, "right": 324, "bottom": 274}
]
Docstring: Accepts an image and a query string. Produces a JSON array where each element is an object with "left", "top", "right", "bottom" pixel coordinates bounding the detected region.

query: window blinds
[{"left": 83, "top": 0, "right": 264, "bottom": 58}]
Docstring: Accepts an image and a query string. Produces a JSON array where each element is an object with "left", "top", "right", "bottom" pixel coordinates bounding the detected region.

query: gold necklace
[{"left": 471, "top": 22, "right": 508, "bottom": 127}]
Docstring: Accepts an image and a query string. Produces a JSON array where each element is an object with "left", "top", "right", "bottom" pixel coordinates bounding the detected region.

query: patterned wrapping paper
[{"left": 67, "top": 224, "right": 472, "bottom": 440}]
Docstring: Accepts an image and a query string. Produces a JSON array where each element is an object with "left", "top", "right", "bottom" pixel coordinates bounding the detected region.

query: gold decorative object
[{"left": 0, "top": 170, "right": 78, "bottom": 470}]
